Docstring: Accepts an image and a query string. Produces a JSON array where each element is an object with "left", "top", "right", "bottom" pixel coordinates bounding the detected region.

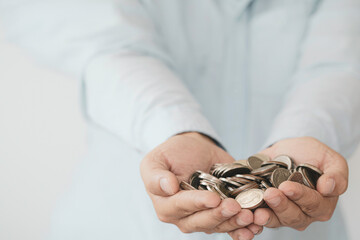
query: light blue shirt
[{"left": 1, "top": 0, "right": 359, "bottom": 239}]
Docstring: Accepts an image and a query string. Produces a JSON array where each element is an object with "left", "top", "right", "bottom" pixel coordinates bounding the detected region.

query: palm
[
  {"left": 261, "top": 137, "right": 337, "bottom": 171},
  {"left": 160, "top": 133, "right": 234, "bottom": 182},
  {"left": 141, "top": 132, "right": 259, "bottom": 238},
  {"left": 253, "top": 137, "right": 348, "bottom": 231}
]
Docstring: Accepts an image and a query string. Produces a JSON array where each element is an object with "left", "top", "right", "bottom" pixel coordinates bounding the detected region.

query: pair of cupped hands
[{"left": 140, "top": 133, "right": 348, "bottom": 240}]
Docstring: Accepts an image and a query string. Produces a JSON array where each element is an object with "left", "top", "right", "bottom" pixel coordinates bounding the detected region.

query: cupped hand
[
  {"left": 140, "top": 132, "right": 261, "bottom": 238},
  {"left": 253, "top": 137, "right": 348, "bottom": 231}
]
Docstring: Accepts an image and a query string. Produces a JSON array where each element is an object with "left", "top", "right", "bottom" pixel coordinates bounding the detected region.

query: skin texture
[
  {"left": 140, "top": 132, "right": 262, "bottom": 239},
  {"left": 254, "top": 137, "right": 348, "bottom": 231},
  {"left": 141, "top": 135, "right": 348, "bottom": 240}
]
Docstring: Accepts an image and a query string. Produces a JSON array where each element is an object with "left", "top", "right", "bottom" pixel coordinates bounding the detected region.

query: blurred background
[{"left": 0, "top": 23, "right": 359, "bottom": 240}]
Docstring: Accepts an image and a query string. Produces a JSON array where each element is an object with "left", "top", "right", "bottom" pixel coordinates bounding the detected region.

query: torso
[{"left": 144, "top": 0, "right": 317, "bottom": 157}]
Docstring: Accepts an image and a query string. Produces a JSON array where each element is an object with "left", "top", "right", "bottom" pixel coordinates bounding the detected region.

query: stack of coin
[{"left": 180, "top": 154, "right": 323, "bottom": 210}]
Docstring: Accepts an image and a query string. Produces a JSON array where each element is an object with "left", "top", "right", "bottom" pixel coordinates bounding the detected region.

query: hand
[
  {"left": 253, "top": 137, "right": 348, "bottom": 231},
  {"left": 140, "top": 132, "right": 262, "bottom": 239}
]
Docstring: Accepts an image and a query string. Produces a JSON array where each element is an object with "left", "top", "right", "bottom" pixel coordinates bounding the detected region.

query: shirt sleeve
[
  {"left": 0, "top": 0, "right": 222, "bottom": 153},
  {"left": 265, "top": 0, "right": 360, "bottom": 157}
]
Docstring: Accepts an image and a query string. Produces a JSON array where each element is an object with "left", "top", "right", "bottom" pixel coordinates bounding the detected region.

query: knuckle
[
  {"left": 292, "top": 184, "right": 305, "bottom": 201},
  {"left": 294, "top": 218, "right": 311, "bottom": 231},
  {"left": 177, "top": 223, "right": 193, "bottom": 234},
  {"left": 281, "top": 212, "right": 303, "bottom": 227},
  {"left": 318, "top": 210, "right": 334, "bottom": 222},
  {"left": 213, "top": 225, "right": 227, "bottom": 233},
  {"left": 212, "top": 209, "right": 226, "bottom": 223},
  {"left": 179, "top": 226, "right": 192, "bottom": 234},
  {"left": 296, "top": 226, "right": 307, "bottom": 231},
  {"left": 194, "top": 223, "right": 207, "bottom": 232},
  {"left": 157, "top": 213, "right": 171, "bottom": 223},
  {"left": 270, "top": 195, "right": 289, "bottom": 213},
  {"left": 302, "top": 206, "right": 316, "bottom": 215},
  {"left": 295, "top": 222, "right": 311, "bottom": 232},
  {"left": 276, "top": 205, "right": 289, "bottom": 215},
  {"left": 281, "top": 218, "right": 298, "bottom": 227},
  {"left": 318, "top": 215, "right": 331, "bottom": 222},
  {"left": 174, "top": 194, "right": 193, "bottom": 216},
  {"left": 230, "top": 216, "right": 241, "bottom": 227},
  {"left": 179, "top": 220, "right": 204, "bottom": 233},
  {"left": 301, "top": 198, "right": 320, "bottom": 214}
]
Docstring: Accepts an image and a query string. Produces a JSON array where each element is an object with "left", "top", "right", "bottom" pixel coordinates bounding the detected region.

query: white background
[{"left": 0, "top": 26, "right": 359, "bottom": 240}]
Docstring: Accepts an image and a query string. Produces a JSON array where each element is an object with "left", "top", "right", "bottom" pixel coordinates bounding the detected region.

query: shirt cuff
[
  {"left": 139, "top": 105, "right": 223, "bottom": 153},
  {"left": 263, "top": 108, "right": 340, "bottom": 152}
]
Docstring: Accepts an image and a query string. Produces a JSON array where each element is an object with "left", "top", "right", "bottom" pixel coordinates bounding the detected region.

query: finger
[
  {"left": 254, "top": 207, "right": 280, "bottom": 228},
  {"left": 279, "top": 181, "right": 337, "bottom": 221},
  {"left": 246, "top": 223, "right": 263, "bottom": 236},
  {"left": 317, "top": 150, "right": 348, "bottom": 196},
  {"left": 263, "top": 187, "right": 310, "bottom": 230},
  {"left": 176, "top": 198, "right": 241, "bottom": 233},
  {"left": 140, "top": 154, "right": 179, "bottom": 197},
  {"left": 228, "top": 227, "right": 254, "bottom": 240},
  {"left": 253, "top": 207, "right": 271, "bottom": 226},
  {"left": 153, "top": 190, "right": 221, "bottom": 221},
  {"left": 212, "top": 209, "right": 253, "bottom": 233}
]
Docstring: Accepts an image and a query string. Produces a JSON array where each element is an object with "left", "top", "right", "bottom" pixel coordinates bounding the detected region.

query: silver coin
[
  {"left": 229, "top": 182, "right": 258, "bottom": 197},
  {"left": 235, "top": 189, "right": 265, "bottom": 209},
  {"left": 235, "top": 159, "right": 248, "bottom": 166},
  {"left": 272, "top": 155, "right": 293, "bottom": 170},
  {"left": 299, "top": 167, "right": 313, "bottom": 188},
  {"left": 251, "top": 164, "right": 278, "bottom": 176},
  {"left": 180, "top": 181, "right": 196, "bottom": 190},
  {"left": 220, "top": 177, "right": 242, "bottom": 187},
  {"left": 270, "top": 168, "right": 291, "bottom": 188},
  {"left": 187, "top": 154, "right": 323, "bottom": 211},
  {"left": 298, "top": 163, "right": 323, "bottom": 175},
  {"left": 234, "top": 174, "right": 266, "bottom": 182},
  {"left": 288, "top": 171, "right": 305, "bottom": 184},
  {"left": 260, "top": 181, "right": 271, "bottom": 189},
  {"left": 247, "top": 154, "right": 269, "bottom": 170}
]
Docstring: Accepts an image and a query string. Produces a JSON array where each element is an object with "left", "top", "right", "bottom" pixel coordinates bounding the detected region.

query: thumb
[
  {"left": 260, "top": 143, "right": 348, "bottom": 197},
  {"left": 317, "top": 152, "right": 348, "bottom": 197},
  {"left": 140, "top": 153, "right": 180, "bottom": 197}
]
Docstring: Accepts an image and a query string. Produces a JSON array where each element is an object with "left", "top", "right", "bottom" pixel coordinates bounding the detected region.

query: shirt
[{"left": 1, "top": 0, "right": 359, "bottom": 239}]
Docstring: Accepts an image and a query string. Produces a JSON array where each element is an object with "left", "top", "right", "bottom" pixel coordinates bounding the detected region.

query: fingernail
[
  {"left": 221, "top": 208, "right": 237, "bottom": 218},
  {"left": 264, "top": 217, "right": 271, "bottom": 226},
  {"left": 267, "top": 196, "right": 281, "bottom": 207},
  {"left": 285, "top": 191, "right": 294, "bottom": 197},
  {"left": 324, "top": 178, "right": 335, "bottom": 195},
  {"left": 236, "top": 216, "right": 247, "bottom": 226},
  {"left": 160, "top": 178, "right": 174, "bottom": 195},
  {"left": 255, "top": 228, "right": 262, "bottom": 235}
]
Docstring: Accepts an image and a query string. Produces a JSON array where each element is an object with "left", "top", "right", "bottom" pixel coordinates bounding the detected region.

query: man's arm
[
  {"left": 0, "top": 0, "right": 220, "bottom": 153},
  {"left": 256, "top": 0, "right": 359, "bottom": 230},
  {"left": 0, "top": 1, "right": 259, "bottom": 238},
  {"left": 265, "top": 0, "right": 360, "bottom": 156}
]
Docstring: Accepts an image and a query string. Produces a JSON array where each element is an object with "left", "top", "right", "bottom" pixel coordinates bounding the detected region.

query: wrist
[
  {"left": 178, "top": 132, "right": 214, "bottom": 144},
  {"left": 174, "top": 132, "right": 226, "bottom": 151}
]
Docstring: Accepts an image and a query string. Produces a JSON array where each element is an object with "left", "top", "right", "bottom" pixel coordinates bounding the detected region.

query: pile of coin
[{"left": 180, "top": 154, "right": 323, "bottom": 210}]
